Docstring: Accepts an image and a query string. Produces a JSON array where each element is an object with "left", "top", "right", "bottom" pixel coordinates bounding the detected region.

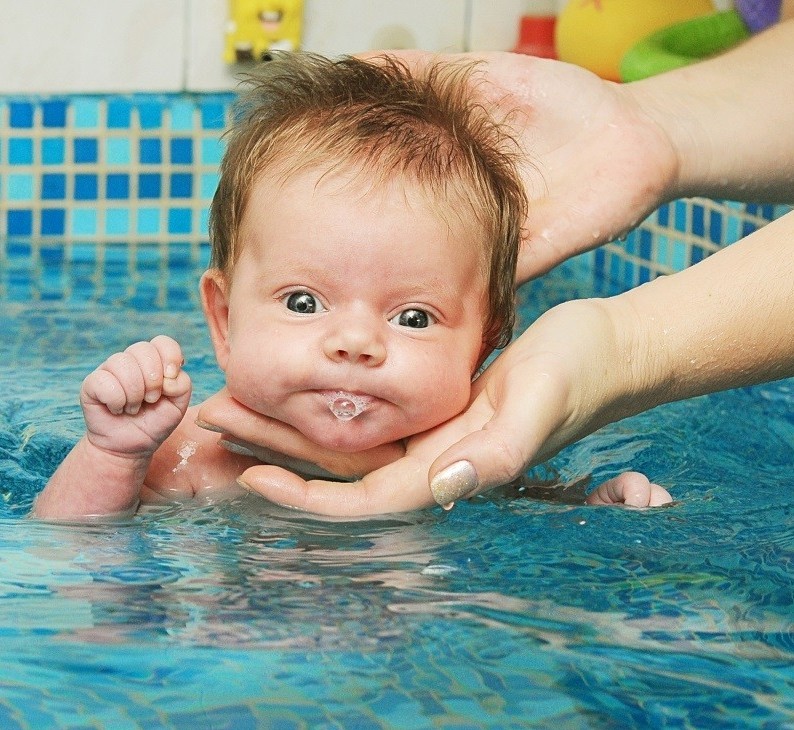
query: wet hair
[{"left": 209, "top": 52, "right": 527, "bottom": 350}]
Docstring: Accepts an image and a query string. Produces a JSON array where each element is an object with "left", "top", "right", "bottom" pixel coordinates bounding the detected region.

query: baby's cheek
[{"left": 413, "top": 365, "right": 472, "bottom": 428}]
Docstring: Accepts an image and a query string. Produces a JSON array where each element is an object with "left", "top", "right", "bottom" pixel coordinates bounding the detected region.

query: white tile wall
[
  {"left": 0, "top": 0, "right": 186, "bottom": 93},
  {"left": 0, "top": 0, "right": 563, "bottom": 94},
  {"left": 187, "top": 0, "right": 468, "bottom": 91},
  {"left": 301, "top": 0, "right": 467, "bottom": 56}
]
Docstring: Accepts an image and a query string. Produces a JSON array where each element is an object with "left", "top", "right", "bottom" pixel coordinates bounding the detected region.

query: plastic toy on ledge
[
  {"left": 554, "top": 0, "right": 786, "bottom": 83},
  {"left": 224, "top": 0, "right": 304, "bottom": 64}
]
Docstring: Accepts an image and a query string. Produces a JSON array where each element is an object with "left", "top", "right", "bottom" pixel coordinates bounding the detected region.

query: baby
[{"left": 33, "top": 54, "right": 670, "bottom": 520}]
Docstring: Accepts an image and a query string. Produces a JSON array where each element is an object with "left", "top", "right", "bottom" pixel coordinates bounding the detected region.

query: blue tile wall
[
  {"left": 1, "top": 93, "right": 231, "bottom": 249},
  {"left": 0, "top": 92, "right": 791, "bottom": 304}
]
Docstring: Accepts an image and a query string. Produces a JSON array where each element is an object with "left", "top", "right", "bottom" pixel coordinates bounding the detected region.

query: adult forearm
[
  {"left": 617, "top": 210, "right": 794, "bottom": 411},
  {"left": 629, "top": 20, "right": 794, "bottom": 203}
]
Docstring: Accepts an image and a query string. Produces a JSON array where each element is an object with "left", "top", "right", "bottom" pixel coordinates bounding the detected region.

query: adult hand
[
  {"left": 196, "top": 388, "right": 406, "bottom": 480},
  {"left": 223, "top": 298, "right": 638, "bottom": 516},
  {"left": 373, "top": 50, "right": 678, "bottom": 282}
]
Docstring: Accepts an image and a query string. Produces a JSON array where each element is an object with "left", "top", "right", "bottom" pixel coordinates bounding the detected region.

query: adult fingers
[
  {"left": 197, "top": 389, "right": 405, "bottom": 478},
  {"left": 427, "top": 367, "right": 571, "bottom": 507},
  {"left": 237, "top": 454, "right": 433, "bottom": 517}
]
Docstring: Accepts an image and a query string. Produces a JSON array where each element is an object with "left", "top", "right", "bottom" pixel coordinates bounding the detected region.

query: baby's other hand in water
[
  {"left": 586, "top": 471, "right": 673, "bottom": 507},
  {"left": 80, "top": 335, "right": 192, "bottom": 458}
]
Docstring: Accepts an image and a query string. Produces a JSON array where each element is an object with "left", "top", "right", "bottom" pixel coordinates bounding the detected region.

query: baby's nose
[{"left": 323, "top": 323, "right": 387, "bottom": 366}]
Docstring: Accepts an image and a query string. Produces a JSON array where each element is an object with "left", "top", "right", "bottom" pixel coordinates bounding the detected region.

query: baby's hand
[
  {"left": 80, "top": 335, "right": 192, "bottom": 458},
  {"left": 585, "top": 471, "right": 673, "bottom": 507}
]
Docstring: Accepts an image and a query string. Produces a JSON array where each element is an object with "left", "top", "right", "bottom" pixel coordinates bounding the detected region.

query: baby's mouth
[{"left": 322, "top": 391, "right": 373, "bottom": 421}]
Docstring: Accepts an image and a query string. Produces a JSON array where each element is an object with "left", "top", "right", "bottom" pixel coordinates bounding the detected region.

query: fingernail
[
  {"left": 194, "top": 418, "right": 223, "bottom": 433},
  {"left": 219, "top": 439, "right": 256, "bottom": 457},
  {"left": 236, "top": 477, "right": 254, "bottom": 493},
  {"left": 430, "top": 460, "right": 478, "bottom": 507},
  {"left": 164, "top": 363, "right": 178, "bottom": 379}
]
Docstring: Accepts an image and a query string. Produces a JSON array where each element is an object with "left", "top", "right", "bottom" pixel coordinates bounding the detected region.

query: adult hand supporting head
[
  {"left": 204, "top": 297, "right": 640, "bottom": 516},
  {"left": 363, "top": 50, "right": 678, "bottom": 282}
]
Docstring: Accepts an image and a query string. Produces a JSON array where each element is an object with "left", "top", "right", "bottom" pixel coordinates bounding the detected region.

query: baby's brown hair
[{"left": 209, "top": 52, "right": 526, "bottom": 350}]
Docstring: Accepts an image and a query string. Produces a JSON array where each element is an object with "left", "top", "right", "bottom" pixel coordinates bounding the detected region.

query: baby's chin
[{"left": 296, "top": 415, "right": 407, "bottom": 453}]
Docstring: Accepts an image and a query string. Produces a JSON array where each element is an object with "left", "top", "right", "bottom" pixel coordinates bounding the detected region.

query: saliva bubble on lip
[{"left": 326, "top": 391, "right": 369, "bottom": 421}]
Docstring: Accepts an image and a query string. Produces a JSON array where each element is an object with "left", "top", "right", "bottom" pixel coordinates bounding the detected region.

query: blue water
[{"left": 1, "top": 261, "right": 793, "bottom": 728}]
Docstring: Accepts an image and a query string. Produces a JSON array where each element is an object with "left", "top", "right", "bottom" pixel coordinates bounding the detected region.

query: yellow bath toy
[
  {"left": 555, "top": 0, "right": 715, "bottom": 81},
  {"left": 224, "top": 0, "right": 304, "bottom": 64}
]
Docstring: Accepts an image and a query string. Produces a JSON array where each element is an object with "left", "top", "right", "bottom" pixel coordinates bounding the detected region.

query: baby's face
[{"left": 205, "top": 166, "right": 489, "bottom": 452}]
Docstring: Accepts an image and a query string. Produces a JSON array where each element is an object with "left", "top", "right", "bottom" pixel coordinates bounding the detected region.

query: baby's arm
[
  {"left": 585, "top": 471, "right": 672, "bottom": 507},
  {"left": 32, "top": 336, "right": 192, "bottom": 520}
]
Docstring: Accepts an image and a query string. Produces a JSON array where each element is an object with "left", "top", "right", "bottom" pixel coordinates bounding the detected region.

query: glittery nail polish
[{"left": 429, "top": 460, "right": 478, "bottom": 507}]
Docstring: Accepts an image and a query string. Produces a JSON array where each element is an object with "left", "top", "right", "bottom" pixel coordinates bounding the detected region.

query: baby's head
[
  {"left": 210, "top": 52, "right": 526, "bottom": 353},
  {"left": 203, "top": 53, "right": 527, "bottom": 450}
]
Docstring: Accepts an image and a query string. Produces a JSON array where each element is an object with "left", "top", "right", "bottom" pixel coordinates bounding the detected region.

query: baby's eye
[
  {"left": 284, "top": 291, "right": 324, "bottom": 314},
  {"left": 391, "top": 308, "right": 434, "bottom": 329}
]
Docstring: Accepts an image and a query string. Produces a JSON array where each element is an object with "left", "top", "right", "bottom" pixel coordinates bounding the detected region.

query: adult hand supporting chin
[
  {"left": 197, "top": 299, "right": 631, "bottom": 517},
  {"left": 195, "top": 388, "right": 405, "bottom": 481}
]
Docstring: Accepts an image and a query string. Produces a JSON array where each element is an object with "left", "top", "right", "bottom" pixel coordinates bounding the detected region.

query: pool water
[{"left": 1, "top": 261, "right": 793, "bottom": 728}]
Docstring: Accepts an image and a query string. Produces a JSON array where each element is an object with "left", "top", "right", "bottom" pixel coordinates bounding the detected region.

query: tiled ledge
[{"left": 1, "top": 94, "right": 790, "bottom": 302}]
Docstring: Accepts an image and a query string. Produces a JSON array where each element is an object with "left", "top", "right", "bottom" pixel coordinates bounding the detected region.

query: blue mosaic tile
[
  {"left": 41, "top": 137, "right": 65, "bottom": 164},
  {"left": 137, "top": 208, "right": 160, "bottom": 234},
  {"left": 42, "top": 99, "right": 67, "bottom": 127},
  {"left": 41, "top": 209, "right": 65, "bottom": 235},
  {"left": 672, "top": 240, "right": 687, "bottom": 270},
  {"left": 170, "top": 173, "right": 192, "bottom": 198},
  {"left": 170, "top": 100, "right": 195, "bottom": 130},
  {"left": 106, "top": 173, "right": 130, "bottom": 199},
  {"left": 138, "top": 173, "right": 161, "bottom": 198},
  {"left": 201, "top": 173, "right": 219, "bottom": 199},
  {"left": 201, "top": 100, "right": 227, "bottom": 129},
  {"left": 168, "top": 208, "right": 192, "bottom": 234},
  {"left": 656, "top": 235, "right": 670, "bottom": 266},
  {"left": 9, "top": 101, "right": 34, "bottom": 128},
  {"left": 690, "top": 244, "right": 706, "bottom": 265},
  {"left": 42, "top": 173, "right": 66, "bottom": 200},
  {"left": 9, "top": 138, "right": 34, "bottom": 164},
  {"left": 106, "top": 138, "right": 131, "bottom": 164},
  {"left": 170, "top": 137, "right": 193, "bottom": 163},
  {"left": 140, "top": 138, "right": 162, "bottom": 164},
  {"left": 7, "top": 210, "right": 33, "bottom": 236},
  {"left": 692, "top": 204, "right": 705, "bottom": 236},
  {"left": 139, "top": 100, "right": 164, "bottom": 129},
  {"left": 200, "top": 208, "right": 211, "bottom": 235},
  {"left": 72, "top": 209, "right": 97, "bottom": 235},
  {"left": 73, "top": 137, "right": 98, "bottom": 163},
  {"left": 708, "top": 209, "right": 723, "bottom": 243},
  {"left": 73, "top": 97, "right": 100, "bottom": 128},
  {"left": 639, "top": 228, "right": 652, "bottom": 260},
  {"left": 106, "top": 208, "right": 130, "bottom": 235},
  {"left": 7, "top": 174, "right": 33, "bottom": 200},
  {"left": 107, "top": 98, "right": 132, "bottom": 128},
  {"left": 674, "top": 200, "right": 687, "bottom": 231},
  {"left": 74, "top": 173, "right": 98, "bottom": 200},
  {"left": 40, "top": 244, "right": 65, "bottom": 264}
]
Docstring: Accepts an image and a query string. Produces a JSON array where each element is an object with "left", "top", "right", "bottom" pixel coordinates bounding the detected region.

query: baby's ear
[{"left": 200, "top": 269, "right": 231, "bottom": 370}]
